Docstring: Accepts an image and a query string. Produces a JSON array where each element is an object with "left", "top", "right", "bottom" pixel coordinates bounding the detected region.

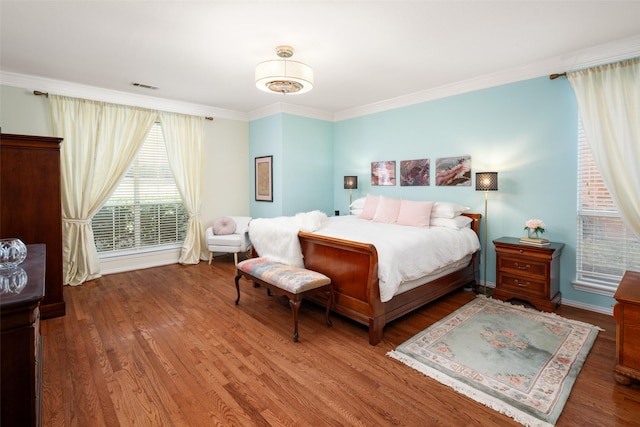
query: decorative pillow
[
  {"left": 350, "top": 197, "right": 366, "bottom": 209},
  {"left": 212, "top": 216, "right": 236, "bottom": 235},
  {"left": 431, "top": 201, "right": 470, "bottom": 219},
  {"left": 430, "top": 215, "right": 473, "bottom": 229},
  {"left": 358, "top": 194, "right": 380, "bottom": 220},
  {"left": 372, "top": 196, "right": 401, "bottom": 224},
  {"left": 397, "top": 200, "right": 434, "bottom": 228}
]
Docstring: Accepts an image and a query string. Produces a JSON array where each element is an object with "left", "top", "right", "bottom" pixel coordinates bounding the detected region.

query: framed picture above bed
[
  {"left": 400, "top": 158, "right": 430, "bottom": 186},
  {"left": 435, "top": 155, "right": 471, "bottom": 186},
  {"left": 371, "top": 160, "right": 396, "bottom": 186},
  {"left": 255, "top": 155, "right": 273, "bottom": 202}
]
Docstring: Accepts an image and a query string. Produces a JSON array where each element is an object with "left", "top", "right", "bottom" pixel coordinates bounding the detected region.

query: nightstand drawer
[
  {"left": 498, "top": 273, "right": 546, "bottom": 297},
  {"left": 498, "top": 257, "right": 547, "bottom": 277}
]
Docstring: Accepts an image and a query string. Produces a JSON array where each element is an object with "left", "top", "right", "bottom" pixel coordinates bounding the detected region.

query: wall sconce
[
  {"left": 344, "top": 176, "right": 358, "bottom": 208},
  {"left": 475, "top": 172, "right": 498, "bottom": 295}
]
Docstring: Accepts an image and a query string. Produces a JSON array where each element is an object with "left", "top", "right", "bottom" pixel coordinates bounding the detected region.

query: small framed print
[
  {"left": 400, "top": 158, "right": 430, "bottom": 186},
  {"left": 435, "top": 155, "right": 471, "bottom": 186},
  {"left": 371, "top": 160, "right": 396, "bottom": 186},
  {"left": 255, "top": 155, "right": 273, "bottom": 202}
]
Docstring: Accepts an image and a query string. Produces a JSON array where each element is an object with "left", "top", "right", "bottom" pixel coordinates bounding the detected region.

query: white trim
[
  {"left": 247, "top": 102, "right": 333, "bottom": 122},
  {"left": 561, "top": 296, "right": 614, "bottom": 316},
  {"left": 334, "top": 35, "right": 640, "bottom": 121},
  {"left": 571, "top": 279, "right": 616, "bottom": 298},
  {"left": 0, "top": 71, "right": 249, "bottom": 122},
  {"left": 99, "top": 246, "right": 182, "bottom": 275},
  {"left": 3, "top": 35, "right": 639, "bottom": 123}
]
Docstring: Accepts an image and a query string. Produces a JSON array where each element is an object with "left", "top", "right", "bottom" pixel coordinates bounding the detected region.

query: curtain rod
[
  {"left": 32, "top": 90, "right": 214, "bottom": 120},
  {"left": 549, "top": 72, "right": 567, "bottom": 80}
]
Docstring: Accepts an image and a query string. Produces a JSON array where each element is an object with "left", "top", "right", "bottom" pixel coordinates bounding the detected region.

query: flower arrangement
[{"left": 524, "top": 219, "right": 546, "bottom": 238}]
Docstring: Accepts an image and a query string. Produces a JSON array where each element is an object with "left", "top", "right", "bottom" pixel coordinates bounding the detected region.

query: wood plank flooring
[{"left": 40, "top": 257, "right": 640, "bottom": 426}]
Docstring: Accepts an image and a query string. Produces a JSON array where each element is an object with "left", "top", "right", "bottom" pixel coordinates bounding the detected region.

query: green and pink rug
[{"left": 388, "top": 296, "right": 600, "bottom": 427}]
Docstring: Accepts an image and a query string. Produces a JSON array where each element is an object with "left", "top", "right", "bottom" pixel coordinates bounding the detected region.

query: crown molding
[
  {"left": 3, "top": 34, "right": 638, "bottom": 124},
  {"left": 247, "top": 102, "right": 334, "bottom": 122},
  {"left": 0, "top": 71, "right": 249, "bottom": 122},
  {"left": 334, "top": 35, "right": 640, "bottom": 122}
]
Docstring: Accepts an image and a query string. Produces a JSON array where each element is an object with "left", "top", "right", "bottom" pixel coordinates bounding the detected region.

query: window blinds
[
  {"left": 93, "top": 123, "right": 187, "bottom": 253},
  {"left": 576, "top": 123, "right": 640, "bottom": 290}
]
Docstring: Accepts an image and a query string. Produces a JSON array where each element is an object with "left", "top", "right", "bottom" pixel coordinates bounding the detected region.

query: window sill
[{"left": 571, "top": 279, "right": 616, "bottom": 297}]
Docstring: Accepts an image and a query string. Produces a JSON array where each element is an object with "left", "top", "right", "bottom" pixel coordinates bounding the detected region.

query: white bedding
[
  {"left": 312, "top": 216, "right": 480, "bottom": 302},
  {"left": 248, "top": 213, "right": 480, "bottom": 303}
]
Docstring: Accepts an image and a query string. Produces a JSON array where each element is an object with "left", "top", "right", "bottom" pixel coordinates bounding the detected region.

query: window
[
  {"left": 576, "top": 122, "right": 640, "bottom": 295},
  {"left": 93, "top": 123, "right": 188, "bottom": 253}
]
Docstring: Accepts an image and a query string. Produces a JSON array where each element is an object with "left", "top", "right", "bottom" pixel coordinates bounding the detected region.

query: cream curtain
[
  {"left": 568, "top": 57, "right": 640, "bottom": 238},
  {"left": 159, "top": 112, "right": 206, "bottom": 264},
  {"left": 50, "top": 96, "right": 157, "bottom": 285}
]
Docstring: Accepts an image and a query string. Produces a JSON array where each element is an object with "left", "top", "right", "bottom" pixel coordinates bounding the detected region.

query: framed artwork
[
  {"left": 400, "top": 159, "right": 430, "bottom": 186},
  {"left": 255, "top": 155, "right": 273, "bottom": 202},
  {"left": 435, "top": 155, "right": 471, "bottom": 186},
  {"left": 371, "top": 161, "right": 396, "bottom": 186}
]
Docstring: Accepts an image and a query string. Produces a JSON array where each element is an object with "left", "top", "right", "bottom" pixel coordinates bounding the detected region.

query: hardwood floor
[{"left": 41, "top": 258, "right": 640, "bottom": 426}]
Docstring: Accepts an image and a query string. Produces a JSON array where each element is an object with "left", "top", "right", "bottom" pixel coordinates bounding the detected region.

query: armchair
[{"left": 205, "top": 216, "right": 252, "bottom": 265}]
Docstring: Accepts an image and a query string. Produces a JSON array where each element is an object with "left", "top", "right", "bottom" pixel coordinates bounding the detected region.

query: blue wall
[
  {"left": 250, "top": 76, "right": 616, "bottom": 311},
  {"left": 250, "top": 113, "right": 333, "bottom": 217},
  {"left": 249, "top": 115, "right": 284, "bottom": 218}
]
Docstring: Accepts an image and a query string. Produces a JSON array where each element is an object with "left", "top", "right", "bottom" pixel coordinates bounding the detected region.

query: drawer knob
[
  {"left": 519, "top": 249, "right": 524, "bottom": 253},
  {"left": 514, "top": 262, "right": 530, "bottom": 270},
  {"left": 514, "top": 279, "right": 530, "bottom": 287}
]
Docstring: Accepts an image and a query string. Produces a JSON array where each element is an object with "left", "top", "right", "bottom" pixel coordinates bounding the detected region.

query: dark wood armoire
[{"left": 1, "top": 133, "right": 66, "bottom": 319}]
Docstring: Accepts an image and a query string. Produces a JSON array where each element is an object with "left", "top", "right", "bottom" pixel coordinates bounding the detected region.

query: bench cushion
[{"left": 237, "top": 257, "right": 330, "bottom": 294}]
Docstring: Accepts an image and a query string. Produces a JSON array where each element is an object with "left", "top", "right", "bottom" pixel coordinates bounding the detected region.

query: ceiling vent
[{"left": 131, "top": 82, "right": 159, "bottom": 90}]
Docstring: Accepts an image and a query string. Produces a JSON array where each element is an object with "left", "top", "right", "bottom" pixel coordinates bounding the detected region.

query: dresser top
[
  {"left": 614, "top": 270, "right": 640, "bottom": 303},
  {"left": 493, "top": 236, "right": 565, "bottom": 252}
]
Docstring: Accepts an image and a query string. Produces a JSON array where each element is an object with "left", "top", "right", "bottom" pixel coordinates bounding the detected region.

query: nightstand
[
  {"left": 493, "top": 237, "right": 564, "bottom": 312},
  {"left": 613, "top": 270, "right": 640, "bottom": 385}
]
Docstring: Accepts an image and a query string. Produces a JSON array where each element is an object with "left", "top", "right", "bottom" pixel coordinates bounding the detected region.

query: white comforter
[
  {"left": 249, "top": 213, "right": 480, "bottom": 303},
  {"left": 315, "top": 216, "right": 480, "bottom": 302}
]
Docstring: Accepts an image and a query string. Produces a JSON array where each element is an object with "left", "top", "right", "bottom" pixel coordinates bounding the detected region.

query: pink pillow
[
  {"left": 358, "top": 194, "right": 380, "bottom": 220},
  {"left": 397, "top": 200, "right": 434, "bottom": 228},
  {"left": 372, "top": 196, "right": 401, "bottom": 223},
  {"left": 213, "top": 217, "right": 236, "bottom": 235}
]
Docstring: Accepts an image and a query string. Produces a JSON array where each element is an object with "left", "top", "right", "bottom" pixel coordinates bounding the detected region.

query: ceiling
[{"left": 2, "top": 1, "right": 640, "bottom": 120}]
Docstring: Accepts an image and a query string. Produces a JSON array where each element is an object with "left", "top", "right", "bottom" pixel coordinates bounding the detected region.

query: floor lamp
[
  {"left": 344, "top": 176, "right": 358, "bottom": 211},
  {"left": 475, "top": 172, "right": 498, "bottom": 295}
]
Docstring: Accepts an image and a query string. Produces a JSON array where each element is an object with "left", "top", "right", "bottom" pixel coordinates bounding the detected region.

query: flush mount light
[{"left": 255, "top": 45, "right": 313, "bottom": 94}]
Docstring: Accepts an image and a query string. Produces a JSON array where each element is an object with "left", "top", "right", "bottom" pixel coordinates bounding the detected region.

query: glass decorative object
[
  {"left": 0, "top": 267, "right": 28, "bottom": 294},
  {"left": 0, "top": 238, "right": 27, "bottom": 270}
]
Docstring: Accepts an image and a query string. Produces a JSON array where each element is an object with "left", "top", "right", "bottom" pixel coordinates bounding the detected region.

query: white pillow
[
  {"left": 396, "top": 200, "right": 434, "bottom": 228},
  {"left": 430, "top": 216, "right": 473, "bottom": 230},
  {"left": 350, "top": 197, "right": 366, "bottom": 209},
  {"left": 350, "top": 208, "right": 364, "bottom": 216},
  {"left": 358, "top": 194, "right": 380, "bottom": 220},
  {"left": 431, "top": 201, "right": 470, "bottom": 219},
  {"left": 372, "top": 196, "right": 401, "bottom": 223}
]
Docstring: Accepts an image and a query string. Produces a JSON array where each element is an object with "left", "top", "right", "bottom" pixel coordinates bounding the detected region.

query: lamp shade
[
  {"left": 255, "top": 46, "right": 313, "bottom": 95},
  {"left": 344, "top": 176, "right": 358, "bottom": 190},
  {"left": 475, "top": 172, "right": 498, "bottom": 191}
]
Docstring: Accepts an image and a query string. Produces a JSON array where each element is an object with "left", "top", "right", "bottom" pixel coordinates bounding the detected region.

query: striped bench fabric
[{"left": 234, "top": 257, "right": 333, "bottom": 342}]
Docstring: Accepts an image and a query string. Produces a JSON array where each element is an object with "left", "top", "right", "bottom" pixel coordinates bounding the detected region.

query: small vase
[{"left": 527, "top": 229, "right": 539, "bottom": 239}]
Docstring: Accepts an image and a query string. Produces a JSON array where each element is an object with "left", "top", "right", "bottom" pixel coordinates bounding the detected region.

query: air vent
[{"left": 131, "top": 82, "right": 159, "bottom": 90}]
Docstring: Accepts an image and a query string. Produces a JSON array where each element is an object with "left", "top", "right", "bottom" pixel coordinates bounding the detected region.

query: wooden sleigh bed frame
[{"left": 297, "top": 213, "right": 481, "bottom": 345}]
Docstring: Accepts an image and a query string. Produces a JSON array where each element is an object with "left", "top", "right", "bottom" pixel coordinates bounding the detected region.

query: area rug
[{"left": 387, "top": 296, "right": 601, "bottom": 427}]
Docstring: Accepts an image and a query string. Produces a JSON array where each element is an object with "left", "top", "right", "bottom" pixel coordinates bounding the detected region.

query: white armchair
[{"left": 205, "top": 216, "right": 252, "bottom": 265}]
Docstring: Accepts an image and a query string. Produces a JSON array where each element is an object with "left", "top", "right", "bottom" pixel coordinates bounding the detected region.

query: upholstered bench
[{"left": 234, "top": 257, "right": 333, "bottom": 342}]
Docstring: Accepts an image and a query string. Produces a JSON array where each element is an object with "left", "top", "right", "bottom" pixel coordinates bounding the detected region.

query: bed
[{"left": 248, "top": 202, "right": 481, "bottom": 345}]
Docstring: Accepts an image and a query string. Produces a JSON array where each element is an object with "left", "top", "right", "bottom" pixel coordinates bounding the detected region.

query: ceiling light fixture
[{"left": 255, "top": 45, "right": 313, "bottom": 95}]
